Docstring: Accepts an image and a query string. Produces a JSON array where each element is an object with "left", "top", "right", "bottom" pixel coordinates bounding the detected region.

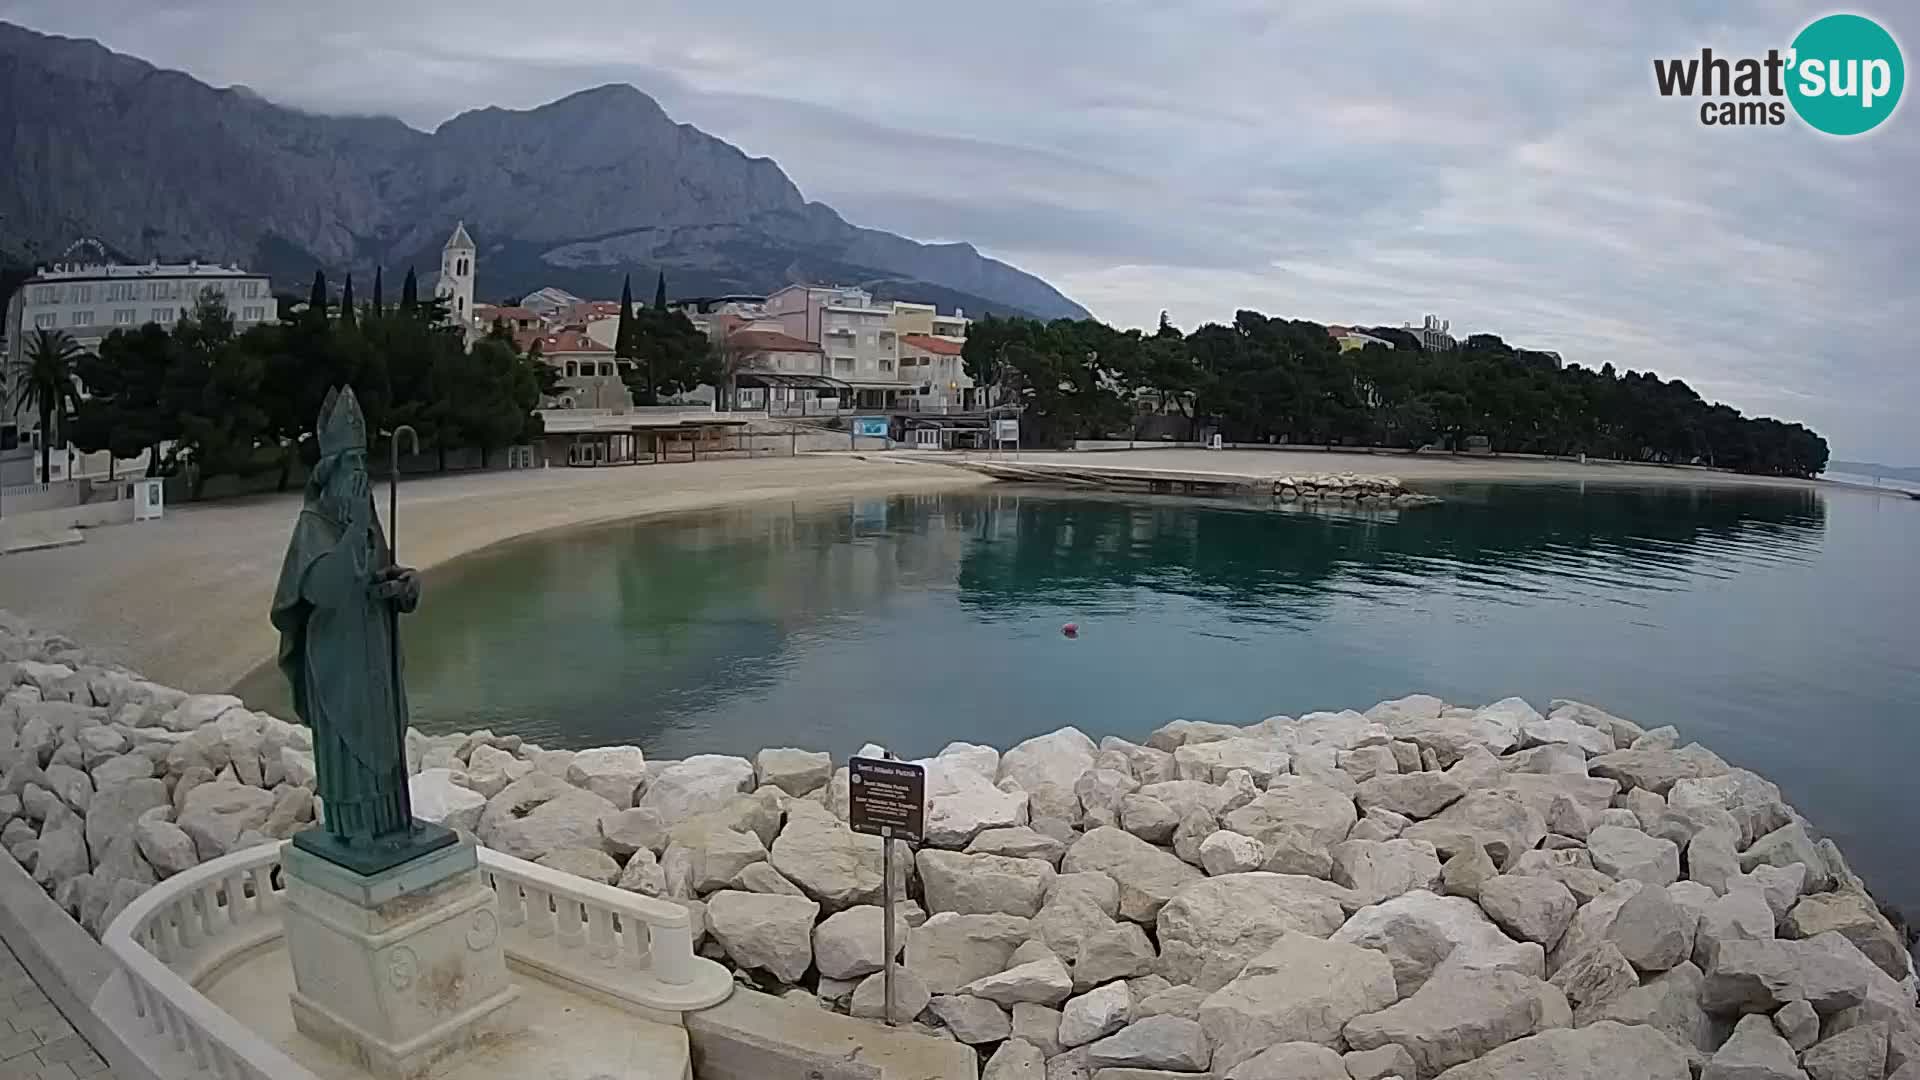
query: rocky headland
[{"left": 2, "top": 609, "right": 1915, "bottom": 1080}]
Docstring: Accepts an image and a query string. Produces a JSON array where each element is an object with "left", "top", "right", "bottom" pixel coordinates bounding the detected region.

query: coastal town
[
  {"left": 2, "top": 225, "right": 1545, "bottom": 498},
  {"left": 0, "top": 4, "right": 1910, "bottom": 1076}
]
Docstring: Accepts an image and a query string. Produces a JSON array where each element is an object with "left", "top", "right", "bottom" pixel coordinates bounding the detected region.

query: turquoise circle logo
[{"left": 1787, "top": 14, "right": 1904, "bottom": 135}]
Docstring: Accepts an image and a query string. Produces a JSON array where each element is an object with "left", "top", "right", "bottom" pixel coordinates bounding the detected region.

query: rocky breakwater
[
  {"left": 1269, "top": 473, "right": 1442, "bottom": 508},
  {"left": 4, "top": 609, "right": 1918, "bottom": 1080}
]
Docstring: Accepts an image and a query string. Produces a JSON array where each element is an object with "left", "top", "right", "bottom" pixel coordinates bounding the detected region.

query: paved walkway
[{"left": 0, "top": 937, "right": 110, "bottom": 1080}]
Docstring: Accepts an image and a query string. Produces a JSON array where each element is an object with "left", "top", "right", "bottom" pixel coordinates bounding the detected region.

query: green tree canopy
[{"left": 963, "top": 311, "right": 1827, "bottom": 477}]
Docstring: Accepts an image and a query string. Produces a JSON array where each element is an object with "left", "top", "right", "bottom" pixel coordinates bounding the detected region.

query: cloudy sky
[{"left": 6, "top": 0, "right": 1917, "bottom": 462}]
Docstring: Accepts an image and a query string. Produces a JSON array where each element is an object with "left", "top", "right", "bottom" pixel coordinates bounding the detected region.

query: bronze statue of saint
[{"left": 272, "top": 386, "right": 453, "bottom": 873}]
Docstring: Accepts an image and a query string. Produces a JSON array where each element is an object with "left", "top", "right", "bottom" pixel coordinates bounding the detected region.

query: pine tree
[
  {"left": 614, "top": 275, "right": 635, "bottom": 360},
  {"left": 340, "top": 274, "right": 356, "bottom": 330},
  {"left": 401, "top": 267, "right": 418, "bottom": 312},
  {"left": 653, "top": 271, "right": 667, "bottom": 310},
  {"left": 371, "top": 266, "right": 384, "bottom": 314},
  {"left": 307, "top": 270, "right": 327, "bottom": 322}
]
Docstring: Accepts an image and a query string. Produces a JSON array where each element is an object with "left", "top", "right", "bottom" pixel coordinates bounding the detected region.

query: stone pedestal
[{"left": 283, "top": 837, "right": 520, "bottom": 1079}]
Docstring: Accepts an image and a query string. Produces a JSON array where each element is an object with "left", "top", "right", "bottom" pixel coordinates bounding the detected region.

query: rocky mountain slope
[{"left": 0, "top": 21, "right": 1088, "bottom": 318}]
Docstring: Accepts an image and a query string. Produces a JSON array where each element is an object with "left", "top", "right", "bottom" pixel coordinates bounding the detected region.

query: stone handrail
[
  {"left": 101, "top": 842, "right": 323, "bottom": 1080},
  {"left": 101, "top": 841, "right": 731, "bottom": 1079},
  {"left": 478, "top": 848, "right": 734, "bottom": 1014}
]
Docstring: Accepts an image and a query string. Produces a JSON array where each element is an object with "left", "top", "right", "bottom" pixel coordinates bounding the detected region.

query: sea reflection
[{"left": 236, "top": 481, "right": 1920, "bottom": 914}]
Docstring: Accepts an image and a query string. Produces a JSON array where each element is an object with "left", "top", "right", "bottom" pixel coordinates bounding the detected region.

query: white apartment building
[
  {"left": 765, "top": 284, "right": 902, "bottom": 409},
  {"left": 1407, "top": 314, "right": 1457, "bottom": 352},
  {"left": 6, "top": 260, "right": 274, "bottom": 362},
  {"left": 2, "top": 258, "right": 275, "bottom": 483}
]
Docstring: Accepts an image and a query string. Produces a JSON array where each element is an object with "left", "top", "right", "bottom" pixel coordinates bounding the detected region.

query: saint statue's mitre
[{"left": 318, "top": 385, "right": 369, "bottom": 457}]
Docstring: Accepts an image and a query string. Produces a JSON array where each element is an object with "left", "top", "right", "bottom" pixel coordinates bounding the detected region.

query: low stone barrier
[
  {"left": 1270, "top": 473, "right": 1442, "bottom": 507},
  {"left": 4, "top": 608, "right": 1917, "bottom": 1080}
]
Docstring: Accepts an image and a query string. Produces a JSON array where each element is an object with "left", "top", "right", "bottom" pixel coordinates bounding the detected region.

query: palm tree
[{"left": 10, "top": 328, "right": 85, "bottom": 483}]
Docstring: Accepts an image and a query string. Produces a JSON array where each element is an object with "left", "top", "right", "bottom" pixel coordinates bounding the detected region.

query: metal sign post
[
  {"left": 881, "top": 822, "right": 895, "bottom": 1025},
  {"left": 848, "top": 755, "right": 926, "bottom": 1027}
]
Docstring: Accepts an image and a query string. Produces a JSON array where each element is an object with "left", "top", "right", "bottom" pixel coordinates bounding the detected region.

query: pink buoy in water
[{"left": 1061, "top": 622, "right": 1079, "bottom": 638}]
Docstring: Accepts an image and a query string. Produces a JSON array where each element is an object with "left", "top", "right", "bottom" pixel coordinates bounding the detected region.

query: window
[
  {"left": 0, "top": 424, "right": 15, "bottom": 452},
  {"left": 33, "top": 313, "right": 56, "bottom": 329},
  {"left": 71, "top": 311, "right": 94, "bottom": 327},
  {"left": 70, "top": 284, "right": 92, "bottom": 304},
  {"left": 834, "top": 358, "right": 854, "bottom": 372},
  {"left": 148, "top": 282, "right": 173, "bottom": 301},
  {"left": 237, "top": 281, "right": 260, "bottom": 299},
  {"left": 457, "top": 296, "right": 464, "bottom": 313},
  {"left": 152, "top": 308, "right": 175, "bottom": 324},
  {"left": 565, "top": 362, "right": 578, "bottom": 378},
  {"left": 31, "top": 285, "right": 58, "bottom": 304},
  {"left": 240, "top": 305, "right": 266, "bottom": 321},
  {"left": 114, "top": 309, "right": 136, "bottom": 325},
  {"left": 106, "top": 282, "right": 136, "bottom": 302},
  {"left": 880, "top": 359, "right": 894, "bottom": 373}
]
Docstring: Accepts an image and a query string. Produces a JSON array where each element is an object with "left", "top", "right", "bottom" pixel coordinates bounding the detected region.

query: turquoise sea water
[{"left": 239, "top": 482, "right": 1920, "bottom": 910}]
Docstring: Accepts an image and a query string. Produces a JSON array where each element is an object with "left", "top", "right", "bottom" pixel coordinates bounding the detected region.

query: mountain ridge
[{"left": 0, "top": 21, "right": 1089, "bottom": 319}]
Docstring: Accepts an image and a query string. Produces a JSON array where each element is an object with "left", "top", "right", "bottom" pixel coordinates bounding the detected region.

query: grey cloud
[{"left": 1, "top": 0, "right": 1915, "bottom": 459}]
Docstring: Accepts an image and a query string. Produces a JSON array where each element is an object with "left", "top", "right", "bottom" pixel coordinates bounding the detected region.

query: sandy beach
[
  {"left": 0, "top": 446, "right": 1881, "bottom": 695},
  {"left": 0, "top": 455, "right": 987, "bottom": 693}
]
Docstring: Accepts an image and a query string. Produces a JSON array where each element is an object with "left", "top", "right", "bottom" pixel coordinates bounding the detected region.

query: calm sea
[{"left": 238, "top": 482, "right": 1920, "bottom": 910}]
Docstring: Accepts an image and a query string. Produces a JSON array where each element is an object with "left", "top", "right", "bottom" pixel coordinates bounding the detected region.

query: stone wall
[{"left": 4, "top": 609, "right": 1918, "bottom": 1080}]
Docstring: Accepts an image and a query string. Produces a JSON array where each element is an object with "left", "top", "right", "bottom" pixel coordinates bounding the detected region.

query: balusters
[
  {"left": 249, "top": 865, "right": 275, "bottom": 915},
  {"left": 618, "top": 912, "right": 648, "bottom": 966},
  {"left": 525, "top": 887, "right": 555, "bottom": 938},
  {"left": 225, "top": 872, "right": 251, "bottom": 924},
  {"left": 557, "top": 897, "right": 585, "bottom": 953},
  {"left": 172, "top": 898, "right": 199, "bottom": 952},
  {"left": 197, "top": 882, "right": 222, "bottom": 937},
  {"left": 186, "top": 1027, "right": 215, "bottom": 1072},
  {"left": 495, "top": 876, "right": 526, "bottom": 928},
  {"left": 165, "top": 1002, "right": 190, "bottom": 1053},
  {"left": 586, "top": 904, "right": 615, "bottom": 964}
]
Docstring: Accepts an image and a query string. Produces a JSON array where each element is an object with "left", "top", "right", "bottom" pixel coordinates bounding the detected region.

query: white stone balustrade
[
  {"left": 100, "top": 841, "right": 733, "bottom": 1079},
  {"left": 102, "top": 843, "right": 320, "bottom": 1080},
  {"left": 479, "top": 848, "right": 731, "bottom": 1015}
]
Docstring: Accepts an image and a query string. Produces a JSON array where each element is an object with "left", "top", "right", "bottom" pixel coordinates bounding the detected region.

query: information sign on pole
[
  {"left": 848, "top": 756, "right": 925, "bottom": 842},
  {"left": 849, "top": 756, "right": 924, "bottom": 1026}
]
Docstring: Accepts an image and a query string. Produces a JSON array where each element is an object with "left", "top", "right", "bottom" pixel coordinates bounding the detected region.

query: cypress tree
[
  {"left": 371, "top": 266, "right": 384, "bottom": 314},
  {"left": 401, "top": 267, "right": 418, "bottom": 312},
  {"left": 307, "top": 270, "right": 327, "bottom": 322},
  {"left": 615, "top": 275, "right": 635, "bottom": 360},
  {"left": 340, "top": 274, "right": 356, "bottom": 329},
  {"left": 653, "top": 270, "right": 667, "bottom": 310}
]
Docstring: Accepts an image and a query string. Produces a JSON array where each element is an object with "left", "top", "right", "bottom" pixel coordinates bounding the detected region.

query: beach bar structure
[{"left": 534, "top": 407, "right": 755, "bottom": 467}]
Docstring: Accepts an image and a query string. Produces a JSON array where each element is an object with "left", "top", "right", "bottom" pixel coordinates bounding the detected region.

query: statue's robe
[{"left": 271, "top": 495, "right": 414, "bottom": 842}]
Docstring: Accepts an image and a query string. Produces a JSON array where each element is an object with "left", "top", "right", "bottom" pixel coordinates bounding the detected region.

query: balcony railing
[{"left": 103, "top": 841, "right": 732, "bottom": 1080}]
